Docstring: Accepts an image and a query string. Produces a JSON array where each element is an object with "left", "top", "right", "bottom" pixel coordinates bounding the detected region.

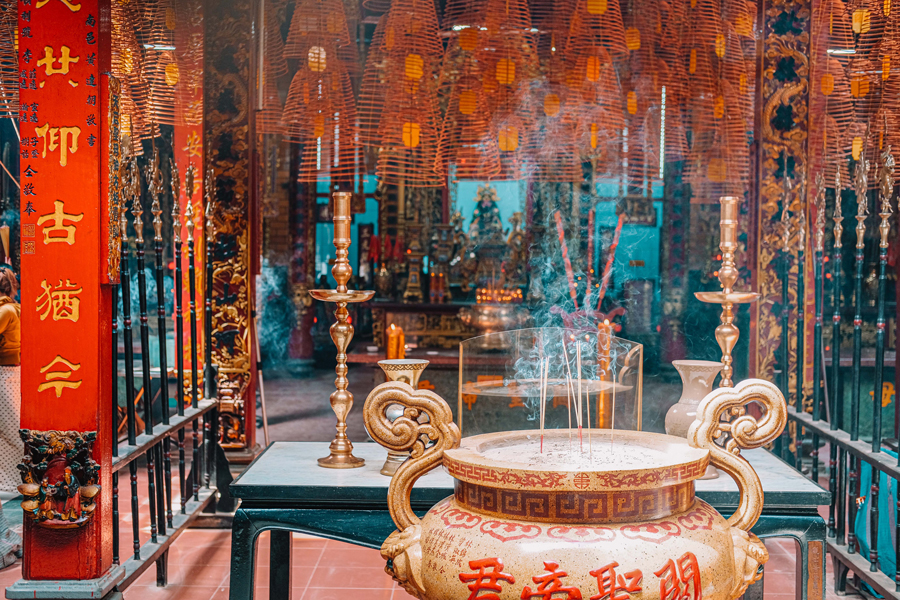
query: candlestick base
[{"left": 318, "top": 444, "right": 367, "bottom": 469}]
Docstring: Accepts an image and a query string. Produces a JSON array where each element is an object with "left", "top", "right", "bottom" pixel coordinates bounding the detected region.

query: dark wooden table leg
[
  {"left": 755, "top": 514, "right": 827, "bottom": 600},
  {"left": 230, "top": 509, "right": 260, "bottom": 600},
  {"left": 269, "top": 529, "right": 293, "bottom": 600}
]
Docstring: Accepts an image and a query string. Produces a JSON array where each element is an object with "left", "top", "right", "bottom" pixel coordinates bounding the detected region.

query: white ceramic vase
[{"left": 666, "top": 359, "right": 724, "bottom": 479}]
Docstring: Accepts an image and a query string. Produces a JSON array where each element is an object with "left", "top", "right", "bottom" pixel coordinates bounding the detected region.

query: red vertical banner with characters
[
  {"left": 18, "top": 0, "right": 113, "bottom": 581},
  {"left": 174, "top": 0, "right": 204, "bottom": 403}
]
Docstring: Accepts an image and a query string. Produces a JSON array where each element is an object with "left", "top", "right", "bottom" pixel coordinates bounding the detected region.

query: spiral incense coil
[
  {"left": 257, "top": 60, "right": 287, "bottom": 135},
  {"left": 565, "top": 0, "right": 627, "bottom": 59},
  {"left": 264, "top": 0, "right": 290, "bottom": 78},
  {"left": 436, "top": 70, "right": 501, "bottom": 180},
  {"left": 362, "top": 0, "right": 392, "bottom": 15},
  {"left": 491, "top": 107, "right": 537, "bottom": 180},
  {"left": 141, "top": 0, "right": 179, "bottom": 127},
  {"left": 111, "top": 0, "right": 150, "bottom": 149},
  {"left": 532, "top": 0, "right": 576, "bottom": 62},
  {"left": 285, "top": 63, "right": 360, "bottom": 181},
  {"left": 282, "top": 0, "right": 361, "bottom": 179},
  {"left": 0, "top": 0, "right": 14, "bottom": 118},
  {"left": 373, "top": 0, "right": 445, "bottom": 187},
  {"left": 285, "top": 0, "right": 354, "bottom": 57},
  {"left": 357, "top": 14, "right": 389, "bottom": 144}
]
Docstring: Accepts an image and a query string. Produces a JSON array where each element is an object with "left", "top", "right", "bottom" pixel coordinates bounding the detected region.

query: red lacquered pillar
[{"left": 18, "top": 0, "right": 114, "bottom": 581}]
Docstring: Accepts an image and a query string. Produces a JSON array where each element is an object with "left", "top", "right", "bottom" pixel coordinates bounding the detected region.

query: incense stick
[
  {"left": 584, "top": 337, "right": 591, "bottom": 455},
  {"left": 538, "top": 358, "right": 550, "bottom": 454},
  {"left": 576, "top": 343, "right": 583, "bottom": 451},
  {"left": 596, "top": 213, "right": 625, "bottom": 310},
  {"left": 562, "top": 337, "right": 574, "bottom": 447},
  {"left": 554, "top": 211, "right": 579, "bottom": 309}
]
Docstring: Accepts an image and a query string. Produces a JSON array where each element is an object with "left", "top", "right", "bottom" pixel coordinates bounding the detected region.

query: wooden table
[{"left": 229, "top": 442, "right": 829, "bottom": 600}]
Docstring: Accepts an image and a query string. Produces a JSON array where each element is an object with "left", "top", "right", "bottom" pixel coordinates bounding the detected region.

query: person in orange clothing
[{"left": 0, "top": 267, "right": 21, "bottom": 567}]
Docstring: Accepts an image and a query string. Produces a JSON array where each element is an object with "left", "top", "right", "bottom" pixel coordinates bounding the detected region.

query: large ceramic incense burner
[{"left": 364, "top": 378, "right": 787, "bottom": 600}]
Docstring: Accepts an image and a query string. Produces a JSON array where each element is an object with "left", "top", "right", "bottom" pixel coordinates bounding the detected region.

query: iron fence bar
[
  {"left": 131, "top": 151, "right": 162, "bottom": 542},
  {"left": 151, "top": 170, "right": 173, "bottom": 531},
  {"left": 851, "top": 156, "right": 869, "bottom": 441},
  {"left": 173, "top": 161, "right": 187, "bottom": 515},
  {"left": 112, "top": 400, "right": 217, "bottom": 472},
  {"left": 187, "top": 200, "right": 200, "bottom": 502},
  {"left": 870, "top": 466, "right": 880, "bottom": 571}
]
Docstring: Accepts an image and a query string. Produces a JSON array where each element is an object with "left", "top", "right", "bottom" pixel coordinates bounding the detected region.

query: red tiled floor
[{"left": 0, "top": 528, "right": 866, "bottom": 599}]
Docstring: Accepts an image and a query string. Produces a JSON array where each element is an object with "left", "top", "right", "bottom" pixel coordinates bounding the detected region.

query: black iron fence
[{"left": 775, "top": 168, "right": 899, "bottom": 599}]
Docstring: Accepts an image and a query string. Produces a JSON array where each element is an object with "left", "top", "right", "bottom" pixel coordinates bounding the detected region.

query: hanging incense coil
[
  {"left": 565, "top": 0, "right": 627, "bottom": 58},
  {"left": 257, "top": 59, "right": 287, "bottom": 135},
  {"left": 111, "top": 0, "right": 150, "bottom": 148},
  {"left": 531, "top": 0, "right": 576, "bottom": 61},
  {"left": 0, "top": 0, "right": 18, "bottom": 118},
  {"left": 358, "top": 14, "right": 389, "bottom": 144},
  {"left": 140, "top": 0, "right": 179, "bottom": 128},
  {"left": 363, "top": 0, "right": 392, "bottom": 15},
  {"left": 284, "top": 56, "right": 359, "bottom": 181},
  {"left": 491, "top": 105, "right": 537, "bottom": 180},
  {"left": 285, "top": 0, "right": 359, "bottom": 76},
  {"left": 373, "top": 0, "right": 445, "bottom": 186},
  {"left": 436, "top": 70, "right": 501, "bottom": 180},
  {"left": 264, "top": 0, "right": 290, "bottom": 78},
  {"left": 813, "top": 55, "right": 854, "bottom": 183},
  {"left": 285, "top": 0, "right": 354, "bottom": 56},
  {"left": 532, "top": 79, "right": 582, "bottom": 183}
]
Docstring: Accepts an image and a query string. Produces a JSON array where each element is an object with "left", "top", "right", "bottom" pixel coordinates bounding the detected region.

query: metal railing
[{"left": 775, "top": 161, "right": 898, "bottom": 598}]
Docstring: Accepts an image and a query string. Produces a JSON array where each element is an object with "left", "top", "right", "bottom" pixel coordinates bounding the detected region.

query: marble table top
[{"left": 231, "top": 441, "right": 829, "bottom": 512}]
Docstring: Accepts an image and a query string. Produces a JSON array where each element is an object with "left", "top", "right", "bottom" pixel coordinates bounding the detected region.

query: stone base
[{"left": 6, "top": 565, "right": 124, "bottom": 599}]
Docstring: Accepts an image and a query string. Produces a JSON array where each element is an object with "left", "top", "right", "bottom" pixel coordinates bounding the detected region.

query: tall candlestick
[
  {"left": 695, "top": 196, "right": 760, "bottom": 387},
  {"left": 310, "top": 192, "right": 375, "bottom": 468}
]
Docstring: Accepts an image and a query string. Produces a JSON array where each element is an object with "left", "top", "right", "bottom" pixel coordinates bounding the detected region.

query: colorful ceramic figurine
[{"left": 364, "top": 378, "right": 786, "bottom": 600}]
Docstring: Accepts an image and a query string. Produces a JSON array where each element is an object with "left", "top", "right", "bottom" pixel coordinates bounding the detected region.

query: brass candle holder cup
[
  {"left": 695, "top": 196, "right": 759, "bottom": 388},
  {"left": 376, "top": 359, "right": 430, "bottom": 476},
  {"left": 311, "top": 192, "right": 375, "bottom": 468}
]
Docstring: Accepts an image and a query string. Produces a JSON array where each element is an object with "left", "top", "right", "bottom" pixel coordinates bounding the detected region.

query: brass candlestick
[
  {"left": 695, "top": 196, "right": 760, "bottom": 387},
  {"left": 311, "top": 192, "right": 375, "bottom": 468}
]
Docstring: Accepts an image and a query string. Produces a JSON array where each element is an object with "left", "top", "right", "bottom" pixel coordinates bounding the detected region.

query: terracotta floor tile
[
  {"left": 123, "top": 584, "right": 220, "bottom": 600},
  {"left": 170, "top": 540, "right": 235, "bottom": 567},
  {"left": 319, "top": 547, "right": 388, "bottom": 569},
  {"left": 301, "top": 587, "right": 394, "bottom": 600},
  {"left": 307, "top": 566, "right": 396, "bottom": 590},
  {"left": 256, "top": 546, "right": 323, "bottom": 568}
]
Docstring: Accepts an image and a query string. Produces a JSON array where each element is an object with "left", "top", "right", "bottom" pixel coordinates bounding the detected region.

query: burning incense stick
[
  {"left": 540, "top": 357, "right": 549, "bottom": 453},
  {"left": 596, "top": 213, "right": 625, "bottom": 310},
  {"left": 584, "top": 336, "right": 591, "bottom": 455},
  {"left": 577, "top": 343, "right": 583, "bottom": 451},
  {"left": 554, "top": 211, "right": 578, "bottom": 308},
  {"left": 586, "top": 209, "right": 595, "bottom": 293},
  {"left": 562, "top": 337, "right": 574, "bottom": 446}
]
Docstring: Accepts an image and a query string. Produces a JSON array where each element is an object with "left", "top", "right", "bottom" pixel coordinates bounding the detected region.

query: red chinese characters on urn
[{"left": 364, "top": 378, "right": 786, "bottom": 600}]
